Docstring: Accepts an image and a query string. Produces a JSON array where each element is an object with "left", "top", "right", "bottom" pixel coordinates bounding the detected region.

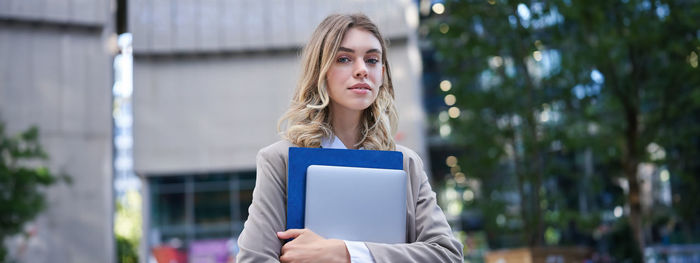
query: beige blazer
[{"left": 236, "top": 140, "right": 464, "bottom": 262}]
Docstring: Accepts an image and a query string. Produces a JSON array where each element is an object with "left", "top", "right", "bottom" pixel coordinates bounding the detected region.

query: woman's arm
[
  {"left": 276, "top": 229, "right": 350, "bottom": 263},
  {"left": 364, "top": 151, "right": 464, "bottom": 263},
  {"left": 237, "top": 143, "right": 351, "bottom": 263},
  {"left": 236, "top": 146, "right": 288, "bottom": 262},
  {"left": 365, "top": 176, "right": 464, "bottom": 262}
]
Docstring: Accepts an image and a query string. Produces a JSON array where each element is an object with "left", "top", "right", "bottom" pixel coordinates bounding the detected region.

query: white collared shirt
[{"left": 320, "top": 135, "right": 375, "bottom": 263}]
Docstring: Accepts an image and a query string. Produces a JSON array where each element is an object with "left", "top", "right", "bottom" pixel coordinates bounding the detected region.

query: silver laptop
[{"left": 304, "top": 165, "right": 406, "bottom": 243}]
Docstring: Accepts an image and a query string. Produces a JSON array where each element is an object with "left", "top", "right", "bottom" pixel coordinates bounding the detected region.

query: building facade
[{"left": 0, "top": 0, "right": 115, "bottom": 262}]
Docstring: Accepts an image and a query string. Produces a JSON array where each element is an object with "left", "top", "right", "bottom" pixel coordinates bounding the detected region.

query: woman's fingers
[{"left": 277, "top": 228, "right": 307, "bottom": 239}]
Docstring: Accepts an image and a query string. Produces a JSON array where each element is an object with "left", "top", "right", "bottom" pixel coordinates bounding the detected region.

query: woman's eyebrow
[
  {"left": 366, "top": 48, "right": 382, "bottom": 55},
  {"left": 338, "top": 46, "right": 382, "bottom": 55}
]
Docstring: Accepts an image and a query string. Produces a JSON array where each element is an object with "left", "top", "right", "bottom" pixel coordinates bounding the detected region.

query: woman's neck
[{"left": 329, "top": 104, "right": 362, "bottom": 149}]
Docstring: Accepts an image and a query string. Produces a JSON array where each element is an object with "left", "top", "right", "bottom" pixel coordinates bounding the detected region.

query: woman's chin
[
  {"left": 349, "top": 102, "right": 374, "bottom": 111},
  {"left": 331, "top": 100, "right": 374, "bottom": 112}
]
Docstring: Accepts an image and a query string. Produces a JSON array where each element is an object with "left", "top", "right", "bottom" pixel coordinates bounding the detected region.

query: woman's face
[{"left": 326, "top": 27, "right": 384, "bottom": 113}]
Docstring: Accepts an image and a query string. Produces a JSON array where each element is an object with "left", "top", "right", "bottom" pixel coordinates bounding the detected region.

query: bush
[
  {"left": 0, "top": 122, "right": 69, "bottom": 261},
  {"left": 116, "top": 235, "right": 139, "bottom": 263}
]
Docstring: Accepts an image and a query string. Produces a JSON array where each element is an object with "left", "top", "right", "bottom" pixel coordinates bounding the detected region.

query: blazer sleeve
[
  {"left": 236, "top": 147, "right": 287, "bottom": 263},
  {"left": 364, "top": 153, "right": 464, "bottom": 263}
]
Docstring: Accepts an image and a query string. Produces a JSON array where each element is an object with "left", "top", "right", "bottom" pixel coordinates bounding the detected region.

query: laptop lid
[{"left": 304, "top": 165, "right": 406, "bottom": 244}]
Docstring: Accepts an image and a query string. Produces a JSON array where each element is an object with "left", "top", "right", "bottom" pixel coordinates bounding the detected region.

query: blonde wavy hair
[{"left": 278, "top": 14, "right": 398, "bottom": 150}]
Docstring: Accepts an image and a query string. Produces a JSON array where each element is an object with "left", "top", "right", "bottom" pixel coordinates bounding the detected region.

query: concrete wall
[
  {"left": 0, "top": 0, "right": 114, "bottom": 262},
  {"left": 132, "top": 0, "right": 427, "bottom": 175},
  {"left": 128, "top": 0, "right": 410, "bottom": 54},
  {"left": 0, "top": 0, "right": 109, "bottom": 25},
  {"left": 134, "top": 52, "right": 297, "bottom": 173}
]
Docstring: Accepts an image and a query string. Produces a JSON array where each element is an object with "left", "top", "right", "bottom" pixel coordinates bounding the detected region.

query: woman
[{"left": 236, "top": 14, "right": 463, "bottom": 263}]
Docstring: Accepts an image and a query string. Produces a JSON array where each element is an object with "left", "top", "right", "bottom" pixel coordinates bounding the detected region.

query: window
[{"left": 148, "top": 170, "right": 256, "bottom": 259}]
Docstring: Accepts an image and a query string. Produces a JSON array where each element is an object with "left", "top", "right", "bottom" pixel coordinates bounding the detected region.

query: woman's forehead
[{"left": 338, "top": 28, "right": 382, "bottom": 53}]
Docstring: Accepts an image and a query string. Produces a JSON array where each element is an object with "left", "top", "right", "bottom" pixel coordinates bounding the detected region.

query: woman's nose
[{"left": 354, "top": 62, "right": 368, "bottom": 78}]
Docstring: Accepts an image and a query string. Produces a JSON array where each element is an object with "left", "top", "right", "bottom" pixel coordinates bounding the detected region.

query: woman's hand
[{"left": 276, "top": 229, "right": 350, "bottom": 263}]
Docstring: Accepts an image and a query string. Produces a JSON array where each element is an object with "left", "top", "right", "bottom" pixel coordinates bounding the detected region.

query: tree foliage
[
  {"left": 426, "top": 0, "right": 700, "bottom": 257},
  {"left": 0, "top": 122, "right": 69, "bottom": 261},
  {"left": 115, "top": 190, "right": 142, "bottom": 263}
]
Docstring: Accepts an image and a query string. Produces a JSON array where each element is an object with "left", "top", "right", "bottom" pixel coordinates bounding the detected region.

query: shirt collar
[
  {"left": 321, "top": 135, "right": 347, "bottom": 149},
  {"left": 321, "top": 135, "right": 365, "bottom": 150}
]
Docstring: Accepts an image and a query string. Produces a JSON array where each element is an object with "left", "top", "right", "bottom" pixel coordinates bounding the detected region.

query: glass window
[
  {"left": 147, "top": 170, "right": 256, "bottom": 260},
  {"left": 237, "top": 189, "right": 254, "bottom": 222},
  {"left": 194, "top": 190, "right": 231, "bottom": 225},
  {"left": 155, "top": 192, "right": 187, "bottom": 227}
]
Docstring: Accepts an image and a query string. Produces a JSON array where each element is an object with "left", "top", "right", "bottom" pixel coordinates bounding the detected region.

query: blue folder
[{"left": 286, "top": 147, "right": 404, "bottom": 230}]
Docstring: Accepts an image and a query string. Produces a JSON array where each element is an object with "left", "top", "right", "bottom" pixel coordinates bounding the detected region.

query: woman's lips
[{"left": 348, "top": 83, "right": 372, "bottom": 94}]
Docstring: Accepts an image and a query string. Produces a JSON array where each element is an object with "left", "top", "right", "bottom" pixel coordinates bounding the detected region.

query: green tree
[
  {"left": 115, "top": 190, "right": 142, "bottom": 263},
  {"left": 427, "top": 0, "right": 700, "bottom": 256},
  {"left": 0, "top": 122, "right": 69, "bottom": 261},
  {"left": 554, "top": 0, "right": 700, "bottom": 253}
]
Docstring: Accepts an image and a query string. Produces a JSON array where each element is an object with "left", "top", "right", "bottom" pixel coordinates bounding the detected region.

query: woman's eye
[
  {"left": 366, "top": 58, "right": 380, "bottom": 65},
  {"left": 337, "top": 57, "right": 351, "bottom": 63}
]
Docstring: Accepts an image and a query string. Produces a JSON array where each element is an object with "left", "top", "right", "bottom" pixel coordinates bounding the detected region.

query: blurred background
[{"left": 0, "top": 0, "right": 698, "bottom": 262}]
